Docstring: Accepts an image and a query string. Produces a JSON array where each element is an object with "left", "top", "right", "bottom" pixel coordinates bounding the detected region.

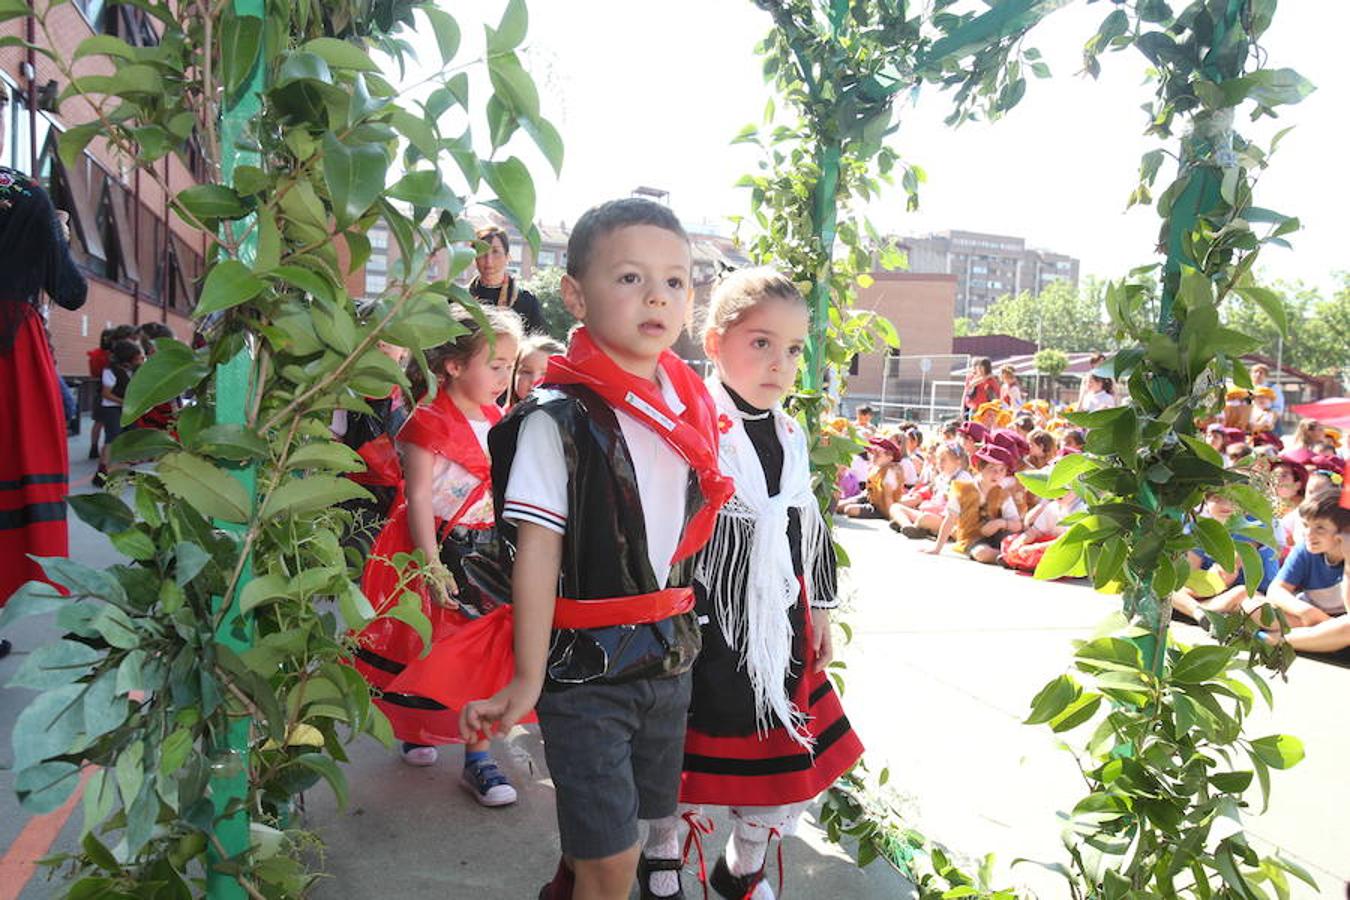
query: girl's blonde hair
[
  {"left": 407, "top": 304, "right": 523, "bottom": 400},
  {"left": 701, "top": 266, "right": 806, "bottom": 340},
  {"left": 1293, "top": 418, "right": 1321, "bottom": 449}
]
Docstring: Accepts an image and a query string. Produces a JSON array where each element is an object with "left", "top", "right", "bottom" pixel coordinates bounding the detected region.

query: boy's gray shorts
[{"left": 535, "top": 672, "right": 692, "bottom": 860}]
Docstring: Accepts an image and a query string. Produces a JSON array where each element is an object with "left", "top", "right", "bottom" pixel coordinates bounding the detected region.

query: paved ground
[{"left": 2, "top": 426, "right": 1347, "bottom": 898}]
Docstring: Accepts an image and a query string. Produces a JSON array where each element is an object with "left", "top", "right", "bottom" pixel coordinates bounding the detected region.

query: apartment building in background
[
  {"left": 898, "top": 229, "right": 1079, "bottom": 321},
  {"left": 1, "top": 1, "right": 207, "bottom": 376}
]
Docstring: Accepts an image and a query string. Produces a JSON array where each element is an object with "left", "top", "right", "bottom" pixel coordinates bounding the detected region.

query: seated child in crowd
[
  {"left": 889, "top": 443, "right": 971, "bottom": 538},
  {"left": 840, "top": 436, "right": 906, "bottom": 519},
  {"left": 999, "top": 490, "right": 1084, "bottom": 573},
  {"left": 1169, "top": 491, "right": 1279, "bottom": 625},
  {"left": 1061, "top": 429, "right": 1086, "bottom": 454},
  {"left": 1271, "top": 458, "right": 1308, "bottom": 558},
  {"left": 924, "top": 444, "right": 1022, "bottom": 564},
  {"left": 1026, "top": 428, "right": 1056, "bottom": 470},
  {"left": 1255, "top": 489, "right": 1348, "bottom": 653}
]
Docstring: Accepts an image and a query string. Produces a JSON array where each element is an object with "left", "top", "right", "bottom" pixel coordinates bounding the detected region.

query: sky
[{"left": 406, "top": 1, "right": 1348, "bottom": 293}]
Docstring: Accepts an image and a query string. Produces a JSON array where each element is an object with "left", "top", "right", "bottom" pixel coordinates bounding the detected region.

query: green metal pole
[
  {"left": 208, "top": 2, "right": 264, "bottom": 896},
  {"left": 804, "top": 141, "right": 840, "bottom": 398}
]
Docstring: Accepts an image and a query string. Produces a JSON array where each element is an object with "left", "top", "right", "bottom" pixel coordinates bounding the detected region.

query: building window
[
  {"left": 365, "top": 272, "right": 388, "bottom": 296},
  {"left": 366, "top": 253, "right": 387, "bottom": 273},
  {"left": 537, "top": 249, "right": 557, "bottom": 267},
  {"left": 369, "top": 227, "right": 388, "bottom": 250},
  {"left": 74, "top": 0, "right": 110, "bottom": 30},
  {"left": 971, "top": 264, "right": 987, "bottom": 274}
]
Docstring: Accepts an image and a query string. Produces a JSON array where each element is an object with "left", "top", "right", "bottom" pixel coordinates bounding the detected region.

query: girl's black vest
[{"left": 489, "top": 384, "right": 703, "bottom": 690}]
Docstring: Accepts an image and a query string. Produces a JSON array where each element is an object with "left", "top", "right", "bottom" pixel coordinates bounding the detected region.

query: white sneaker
[{"left": 400, "top": 744, "right": 438, "bottom": 767}]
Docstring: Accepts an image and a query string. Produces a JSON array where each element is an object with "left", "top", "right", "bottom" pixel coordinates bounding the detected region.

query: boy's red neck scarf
[{"left": 545, "top": 327, "right": 732, "bottom": 563}]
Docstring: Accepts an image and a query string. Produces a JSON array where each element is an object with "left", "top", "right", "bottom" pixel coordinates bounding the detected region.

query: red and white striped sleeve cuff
[{"left": 502, "top": 499, "right": 567, "bottom": 535}]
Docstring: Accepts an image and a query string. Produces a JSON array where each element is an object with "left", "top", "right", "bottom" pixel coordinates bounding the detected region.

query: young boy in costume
[{"left": 458, "top": 199, "right": 731, "bottom": 900}]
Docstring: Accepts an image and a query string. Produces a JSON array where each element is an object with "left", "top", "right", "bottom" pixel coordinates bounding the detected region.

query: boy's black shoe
[
  {"left": 0, "top": 639, "right": 11, "bottom": 660},
  {"left": 638, "top": 854, "right": 685, "bottom": 900},
  {"left": 92, "top": 468, "right": 108, "bottom": 489},
  {"left": 710, "top": 856, "right": 766, "bottom": 900},
  {"left": 87, "top": 444, "right": 99, "bottom": 459},
  {"left": 901, "top": 526, "right": 929, "bottom": 539}
]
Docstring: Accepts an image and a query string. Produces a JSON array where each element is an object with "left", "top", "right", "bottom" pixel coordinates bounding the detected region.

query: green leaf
[
  {"left": 481, "top": 157, "right": 535, "bottom": 233},
  {"left": 1170, "top": 645, "right": 1235, "bottom": 683},
  {"left": 34, "top": 557, "right": 128, "bottom": 606},
  {"left": 0, "top": 580, "right": 68, "bottom": 629},
  {"left": 387, "top": 170, "right": 461, "bottom": 210},
  {"left": 423, "top": 7, "right": 461, "bottom": 65},
  {"left": 193, "top": 423, "right": 270, "bottom": 462},
  {"left": 487, "top": 0, "right": 528, "bottom": 54},
  {"left": 109, "top": 527, "right": 156, "bottom": 561},
  {"left": 194, "top": 259, "right": 267, "bottom": 317},
  {"left": 1075, "top": 637, "right": 1144, "bottom": 673},
  {"left": 82, "top": 670, "right": 127, "bottom": 738},
  {"left": 301, "top": 37, "right": 379, "bottom": 71},
  {"left": 176, "top": 184, "right": 248, "bottom": 220},
  {"left": 323, "top": 134, "right": 388, "bottom": 230},
  {"left": 1249, "top": 735, "right": 1304, "bottom": 770},
  {"left": 158, "top": 728, "right": 193, "bottom": 776},
  {"left": 1034, "top": 534, "right": 1083, "bottom": 581},
  {"left": 259, "top": 475, "right": 370, "bottom": 521},
  {"left": 1227, "top": 483, "right": 1273, "bottom": 525},
  {"left": 239, "top": 573, "right": 289, "bottom": 614},
  {"left": 1049, "top": 693, "right": 1101, "bottom": 733},
  {"left": 108, "top": 427, "right": 180, "bottom": 463},
  {"left": 520, "top": 115, "right": 564, "bottom": 177},
  {"left": 67, "top": 493, "right": 135, "bottom": 533},
  {"left": 1194, "top": 517, "right": 1237, "bottom": 572},
  {"left": 287, "top": 441, "right": 365, "bottom": 473},
  {"left": 487, "top": 52, "right": 540, "bottom": 119},
  {"left": 1047, "top": 452, "right": 1099, "bottom": 489},
  {"left": 13, "top": 683, "right": 85, "bottom": 772},
  {"left": 294, "top": 752, "right": 349, "bottom": 809},
  {"left": 1025, "top": 674, "right": 1080, "bottom": 725},
  {"left": 8, "top": 640, "right": 100, "bottom": 690},
  {"left": 156, "top": 452, "right": 251, "bottom": 524},
  {"left": 270, "top": 264, "right": 338, "bottom": 304},
  {"left": 384, "top": 598, "right": 432, "bottom": 656},
  {"left": 15, "top": 761, "right": 81, "bottom": 814},
  {"left": 57, "top": 123, "right": 101, "bottom": 173},
  {"left": 220, "top": 12, "right": 263, "bottom": 94},
  {"left": 82, "top": 770, "right": 117, "bottom": 836},
  {"left": 1235, "top": 542, "right": 1265, "bottom": 599},
  {"left": 120, "top": 339, "right": 208, "bottom": 424}
]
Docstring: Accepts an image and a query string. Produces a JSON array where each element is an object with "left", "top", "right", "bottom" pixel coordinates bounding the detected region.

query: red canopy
[{"left": 1291, "top": 397, "right": 1350, "bottom": 430}]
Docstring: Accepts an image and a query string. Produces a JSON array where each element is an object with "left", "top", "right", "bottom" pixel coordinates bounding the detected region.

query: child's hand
[
  {"left": 422, "top": 562, "right": 459, "bottom": 609},
  {"left": 810, "top": 608, "right": 833, "bottom": 672},
  {"left": 460, "top": 676, "right": 541, "bottom": 742},
  {"left": 923, "top": 543, "right": 943, "bottom": 556},
  {"left": 980, "top": 519, "right": 1003, "bottom": 537}
]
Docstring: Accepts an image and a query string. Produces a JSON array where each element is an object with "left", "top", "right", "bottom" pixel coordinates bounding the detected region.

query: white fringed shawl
[{"left": 695, "top": 379, "right": 832, "bottom": 750}]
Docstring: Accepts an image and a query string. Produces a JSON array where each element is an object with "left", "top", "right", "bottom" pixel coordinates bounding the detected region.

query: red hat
[
  {"left": 1206, "top": 422, "right": 1226, "bottom": 434},
  {"left": 1222, "top": 427, "right": 1246, "bottom": 445},
  {"left": 992, "top": 428, "right": 1030, "bottom": 458},
  {"left": 869, "top": 436, "right": 904, "bottom": 458},
  {"left": 974, "top": 443, "right": 1016, "bottom": 470},
  {"left": 1310, "top": 454, "right": 1345, "bottom": 475},
  {"left": 1250, "top": 431, "right": 1284, "bottom": 452},
  {"left": 957, "top": 421, "right": 988, "bottom": 443},
  {"left": 1281, "top": 447, "right": 1315, "bottom": 466},
  {"left": 1271, "top": 458, "right": 1309, "bottom": 492}
]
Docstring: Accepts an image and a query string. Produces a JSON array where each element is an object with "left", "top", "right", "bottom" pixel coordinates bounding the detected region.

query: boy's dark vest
[{"left": 490, "top": 384, "right": 703, "bottom": 689}]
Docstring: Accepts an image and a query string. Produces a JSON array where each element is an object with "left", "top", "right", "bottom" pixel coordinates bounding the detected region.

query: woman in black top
[{"left": 468, "top": 225, "right": 546, "bottom": 335}]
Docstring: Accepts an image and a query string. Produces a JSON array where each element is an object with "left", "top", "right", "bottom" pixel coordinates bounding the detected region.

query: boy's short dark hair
[
  {"left": 858, "top": 405, "right": 875, "bottom": 416},
  {"left": 566, "top": 198, "right": 687, "bottom": 278},
  {"left": 940, "top": 419, "right": 960, "bottom": 438},
  {"left": 1063, "top": 429, "right": 1087, "bottom": 448},
  {"left": 110, "top": 338, "right": 142, "bottom": 365},
  {"left": 1299, "top": 488, "right": 1350, "bottom": 531}
]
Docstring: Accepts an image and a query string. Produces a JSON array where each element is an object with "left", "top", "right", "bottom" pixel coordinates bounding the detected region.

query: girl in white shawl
[{"left": 639, "top": 269, "right": 862, "bottom": 900}]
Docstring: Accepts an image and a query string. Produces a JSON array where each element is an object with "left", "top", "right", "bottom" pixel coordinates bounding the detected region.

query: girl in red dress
[
  {"left": 640, "top": 269, "right": 862, "bottom": 900},
  {"left": 351, "top": 305, "right": 522, "bottom": 807}
]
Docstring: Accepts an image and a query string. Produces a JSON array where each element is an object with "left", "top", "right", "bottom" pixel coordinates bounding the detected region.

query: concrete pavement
[{"left": 2, "top": 427, "right": 1347, "bottom": 897}]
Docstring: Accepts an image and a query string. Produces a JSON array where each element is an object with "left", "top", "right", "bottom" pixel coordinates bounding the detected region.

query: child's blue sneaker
[{"left": 460, "top": 758, "right": 517, "bottom": 807}]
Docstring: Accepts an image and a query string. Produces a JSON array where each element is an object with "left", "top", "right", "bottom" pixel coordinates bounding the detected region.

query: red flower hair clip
[{"left": 717, "top": 413, "right": 734, "bottom": 434}]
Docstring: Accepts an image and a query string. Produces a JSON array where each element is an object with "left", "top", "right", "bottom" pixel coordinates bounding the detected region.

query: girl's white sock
[{"left": 642, "top": 816, "right": 681, "bottom": 898}]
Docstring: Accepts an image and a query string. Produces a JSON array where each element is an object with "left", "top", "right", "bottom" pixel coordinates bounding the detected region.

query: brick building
[
  {"left": 1, "top": 2, "right": 206, "bottom": 377},
  {"left": 899, "top": 229, "right": 1079, "bottom": 322},
  {"left": 843, "top": 272, "right": 958, "bottom": 411}
]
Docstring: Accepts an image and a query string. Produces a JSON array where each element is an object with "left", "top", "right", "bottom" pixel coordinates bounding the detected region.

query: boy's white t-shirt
[
  {"left": 100, "top": 368, "right": 122, "bottom": 408},
  {"left": 502, "top": 369, "right": 691, "bottom": 589}
]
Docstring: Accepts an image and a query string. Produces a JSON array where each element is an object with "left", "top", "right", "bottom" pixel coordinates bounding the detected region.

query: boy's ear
[{"left": 560, "top": 274, "right": 585, "bottom": 321}]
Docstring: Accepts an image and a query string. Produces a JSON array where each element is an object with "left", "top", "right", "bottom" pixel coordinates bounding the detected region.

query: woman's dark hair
[
  {"left": 406, "top": 304, "right": 523, "bottom": 400},
  {"left": 975, "top": 357, "right": 993, "bottom": 376},
  {"left": 1028, "top": 429, "right": 1057, "bottom": 454},
  {"left": 110, "top": 338, "right": 142, "bottom": 366},
  {"left": 475, "top": 226, "right": 510, "bottom": 256},
  {"left": 1091, "top": 374, "right": 1114, "bottom": 394},
  {"left": 99, "top": 326, "right": 117, "bottom": 350},
  {"left": 1063, "top": 428, "right": 1087, "bottom": 448},
  {"left": 566, "top": 198, "right": 688, "bottom": 278}
]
